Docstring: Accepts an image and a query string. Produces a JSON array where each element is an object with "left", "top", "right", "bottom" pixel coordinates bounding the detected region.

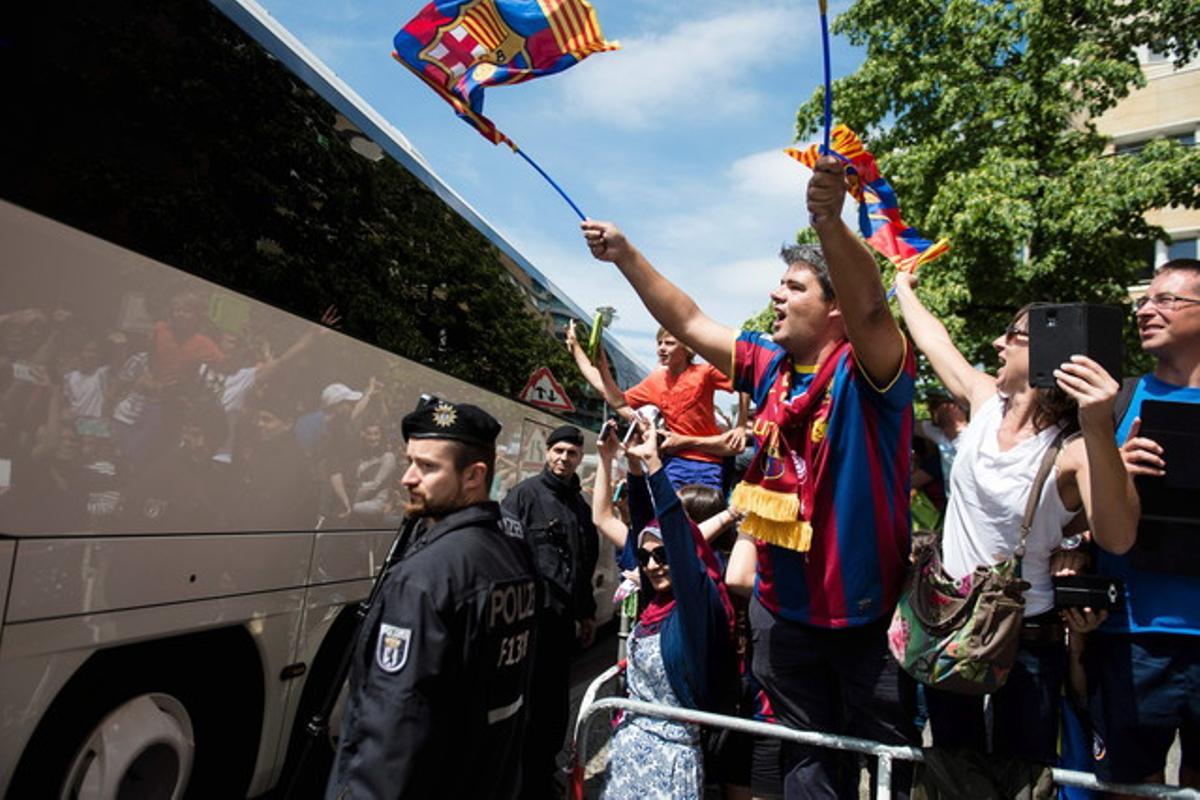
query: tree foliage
[
  {"left": 0, "top": 0, "right": 584, "bottom": 400},
  {"left": 795, "top": 0, "right": 1200, "bottom": 371}
]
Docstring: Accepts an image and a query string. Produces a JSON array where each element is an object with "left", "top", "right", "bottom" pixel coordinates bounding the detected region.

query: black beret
[
  {"left": 402, "top": 400, "right": 501, "bottom": 447},
  {"left": 546, "top": 424, "right": 584, "bottom": 447}
]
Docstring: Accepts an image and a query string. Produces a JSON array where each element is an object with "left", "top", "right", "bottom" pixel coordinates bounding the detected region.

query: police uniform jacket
[
  {"left": 501, "top": 468, "right": 599, "bottom": 620},
  {"left": 326, "top": 501, "right": 538, "bottom": 800}
]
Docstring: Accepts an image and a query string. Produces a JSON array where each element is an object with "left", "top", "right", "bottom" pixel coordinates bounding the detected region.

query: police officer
[
  {"left": 502, "top": 424, "right": 599, "bottom": 800},
  {"left": 326, "top": 398, "right": 537, "bottom": 799}
]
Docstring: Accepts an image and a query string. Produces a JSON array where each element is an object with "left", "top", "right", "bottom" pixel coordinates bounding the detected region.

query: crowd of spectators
[
  {"left": 0, "top": 288, "right": 412, "bottom": 537},
  {"left": 566, "top": 149, "right": 1200, "bottom": 800}
]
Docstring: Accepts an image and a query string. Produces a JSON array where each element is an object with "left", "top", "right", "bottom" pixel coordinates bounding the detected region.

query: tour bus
[{"left": 0, "top": 0, "right": 635, "bottom": 796}]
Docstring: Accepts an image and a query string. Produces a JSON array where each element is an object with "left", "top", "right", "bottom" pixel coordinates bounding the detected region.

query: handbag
[{"left": 887, "top": 431, "right": 1066, "bottom": 696}]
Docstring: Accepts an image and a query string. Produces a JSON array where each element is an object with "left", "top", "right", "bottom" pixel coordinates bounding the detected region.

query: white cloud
[
  {"left": 497, "top": 145, "right": 811, "bottom": 369},
  {"left": 497, "top": 137, "right": 871, "bottom": 374},
  {"left": 549, "top": 7, "right": 813, "bottom": 129}
]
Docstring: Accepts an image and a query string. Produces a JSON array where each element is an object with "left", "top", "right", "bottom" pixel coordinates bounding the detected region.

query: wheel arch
[{"left": 7, "top": 624, "right": 265, "bottom": 799}]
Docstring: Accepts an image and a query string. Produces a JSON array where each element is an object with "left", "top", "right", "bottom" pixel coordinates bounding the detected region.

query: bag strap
[
  {"left": 1112, "top": 376, "right": 1139, "bottom": 431},
  {"left": 1013, "top": 429, "right": 1069, "bottom": 568}
]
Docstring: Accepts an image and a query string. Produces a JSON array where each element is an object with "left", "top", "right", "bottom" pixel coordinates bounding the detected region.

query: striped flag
[
  {"left": 787, "top": 125, "right": 950, "bottom": 273},
  {"left": 393, "top": 0, "right": 619, "bottom": 145}
]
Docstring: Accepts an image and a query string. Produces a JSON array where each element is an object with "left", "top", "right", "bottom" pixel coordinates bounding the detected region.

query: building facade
[{"left": 1093, "top": 47, "right": 1200, "bottom": 286}]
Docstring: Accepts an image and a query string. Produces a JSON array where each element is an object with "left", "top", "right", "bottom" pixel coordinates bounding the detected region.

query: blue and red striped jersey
[{"left": 734, "top": 331, "right": 915, "bottom": 627}]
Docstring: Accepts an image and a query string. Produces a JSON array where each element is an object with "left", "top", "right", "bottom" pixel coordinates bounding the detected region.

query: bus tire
[
  {"left": 60, "top": 691, "right": 195, "bottom": 800},
  {"left": 8, "top": 630, "right": 262, "bottom": 800}
]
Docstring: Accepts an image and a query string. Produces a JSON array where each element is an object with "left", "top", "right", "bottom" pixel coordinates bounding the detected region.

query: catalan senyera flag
[
  {"left": 393, "top": 0, "right": 619, "bottom": 145},
  {"left": 786, "top": 125, "right": 950, "bottom": 273}
]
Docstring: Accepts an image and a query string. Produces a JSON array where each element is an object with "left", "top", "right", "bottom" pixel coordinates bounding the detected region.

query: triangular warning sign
[{"left": 518, "top": 366, "right": 575, "bottom": 413}]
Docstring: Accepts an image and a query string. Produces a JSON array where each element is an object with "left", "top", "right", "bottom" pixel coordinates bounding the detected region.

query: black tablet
[{"left": 1131, "top": 399, "right": 1200, "bottom": 575}]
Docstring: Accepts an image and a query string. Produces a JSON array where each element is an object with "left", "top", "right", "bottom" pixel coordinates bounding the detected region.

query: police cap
[
  {"left": 401, "top": 399, "right": 501, "bottom": 447},
  {"left": 546, "top": 424, "right": 584, "bottom": 448}
]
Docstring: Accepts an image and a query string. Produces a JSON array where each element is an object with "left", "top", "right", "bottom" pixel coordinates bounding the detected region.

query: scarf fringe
[
  {"left": 730, "top": 482, "right": 813, "bottom": 552},
  {"left": 740, "top": 514, "right": 813, "bottom": 552}
]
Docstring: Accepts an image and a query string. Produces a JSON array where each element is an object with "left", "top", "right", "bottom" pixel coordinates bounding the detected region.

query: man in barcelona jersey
[{"left": 582, "top": 153, "right": 918, "bottom": 799}]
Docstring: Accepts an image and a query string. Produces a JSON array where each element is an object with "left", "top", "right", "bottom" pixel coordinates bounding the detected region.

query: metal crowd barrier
[{"left": 571, "top": 666, "right": 1200, "bottom": 800}]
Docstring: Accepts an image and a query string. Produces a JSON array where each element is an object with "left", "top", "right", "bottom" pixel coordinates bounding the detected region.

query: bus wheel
[{"left": 58, "top": 692, "right": 194, "bottom": 800}]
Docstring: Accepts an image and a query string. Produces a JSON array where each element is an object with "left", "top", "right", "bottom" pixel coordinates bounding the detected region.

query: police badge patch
[{"left": 376, "top": 624, "right": 412, "bottom": 673}]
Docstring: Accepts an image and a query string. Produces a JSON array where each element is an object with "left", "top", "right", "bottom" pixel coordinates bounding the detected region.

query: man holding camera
[
  {"left": 581, "top": 154, "right": 918, "bottom": 798},
  {"left": 502, "top": 424, "right": 600, "bottom": 800},
  {"left": 326, "top": 398, "right": 537, "bottom": 800},
  {"left": 1090, "top": 258, "right": 1200, "bottom": 792}
]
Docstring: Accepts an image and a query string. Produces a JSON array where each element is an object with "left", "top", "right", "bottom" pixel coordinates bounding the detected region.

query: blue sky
[{"left": 254, "top": 0, "right": 863, "bottom": 374}]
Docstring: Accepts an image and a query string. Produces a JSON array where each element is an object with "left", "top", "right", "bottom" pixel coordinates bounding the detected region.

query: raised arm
[
  {"left": 591, "top": 422, "right": 630, "bottom": 549},
  {"left": 256, "top": 305, "right": 340, "bottom": 385},
  {"left": 1056, "top": 356, "right": 1139, "bottom": 555},
  {"left": 892, "top": 273, "right": 995, "bottom": 413},
  {"left": 626, "top": 419, "right": 730, "bottom": 636},
  {"left": 583, "top": 221, "right": 735, "bottom": 377},
  {"left": 806, "top": 156, "right": 906, "bottom": 388},
  {"left": 697, "top": 507, "right": 744, "bottom": 543},
  {"left": 566, "top": 321, "right": 633, "bottom": 421},
  {"left": 725, "top": 534, "right": 757, "bottom": 598}
]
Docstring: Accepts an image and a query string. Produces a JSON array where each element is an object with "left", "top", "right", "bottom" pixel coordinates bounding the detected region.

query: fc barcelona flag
[
  {"left": 787, "top": 125, "right": 950, "bottom": 273},
  {"left": 393, "top": 0, "right": 619, "bottom": 145}
]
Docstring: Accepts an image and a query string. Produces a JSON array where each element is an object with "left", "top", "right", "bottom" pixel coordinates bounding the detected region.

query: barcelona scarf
[
  {"left": 393, "top": 0, "right": 619, "bottom": 146},
  {"left": 787, "top": 125, "right": 950, "bottom": 273},
  {"left": 730, "top": 341, "right": 851, "bottom": 552}
]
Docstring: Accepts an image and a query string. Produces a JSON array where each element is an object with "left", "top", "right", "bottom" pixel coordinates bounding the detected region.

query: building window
[
  {"left": 1167, "top": 237, "right": 1198, "bottom": 262},
  {"left": 1116, "top": 131, "right": 1196, "bottom": 156}
]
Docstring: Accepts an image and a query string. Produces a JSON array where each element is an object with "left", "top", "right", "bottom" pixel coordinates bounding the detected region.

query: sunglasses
[
  {"left": 636, "top": 546, "right": 668, "bottom": 569},
  {"left": 1003, "top": 323, "right": 1029, "bottom": 342}
]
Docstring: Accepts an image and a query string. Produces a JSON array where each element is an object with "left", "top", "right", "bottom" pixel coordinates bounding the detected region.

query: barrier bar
[{"left": 573, "top": 670, "right": 1200, "bottom": 799}]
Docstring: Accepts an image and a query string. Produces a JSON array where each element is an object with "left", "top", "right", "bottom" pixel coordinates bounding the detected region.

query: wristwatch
[{"left": 1057, "top": 534, "right": 1084, "bottom": 551}]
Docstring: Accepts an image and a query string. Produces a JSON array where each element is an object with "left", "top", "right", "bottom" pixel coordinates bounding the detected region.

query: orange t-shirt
[
  {"left": 152, "top": 321, "right": 224, "bottom": 385},
  {"left": 624, "top": 362, "right": 733, "bottom": 463}
]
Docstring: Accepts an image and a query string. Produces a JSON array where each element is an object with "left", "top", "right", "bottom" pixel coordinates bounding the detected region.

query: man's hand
[
  {"left": 722, "top": 426, "right": 747, "bottom": 454},
  {"left": 806, "top": 154, "right": 848, "bottom": 230},
  {"left": 577, "top": 617, "right": 597, "bottom": 649},
  {"left": 1119, "top": 417, "right": 1165, "bottom": 477},
  {"left": 581, "top": 220, "right": 635, "bottom": 265},
  {"left": 1054, "top": 355, "right": 1119, "bottom": 434},
  {"left": 893, "top": 271, "right": 919, "bottom": 293}
]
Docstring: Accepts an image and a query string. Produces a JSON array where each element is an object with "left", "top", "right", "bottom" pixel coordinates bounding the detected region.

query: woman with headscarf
[{"left": 602, "top": 417, "right": 738, "bottom": 800}]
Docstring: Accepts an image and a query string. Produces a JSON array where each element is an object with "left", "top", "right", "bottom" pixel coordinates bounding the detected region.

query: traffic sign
[{"left": 518, "top": 366, "right": 575, "bottom": 413}]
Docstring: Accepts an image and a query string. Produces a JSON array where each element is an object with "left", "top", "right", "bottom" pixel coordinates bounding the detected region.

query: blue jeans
[{"left": 1088, "top": 632, "right": 1200, "bottom": 783}]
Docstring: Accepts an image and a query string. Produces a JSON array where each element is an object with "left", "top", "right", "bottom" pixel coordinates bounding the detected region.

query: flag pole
[
  {"left": 511, "top": 145, "right": 587, "bottom": 221},
  {"left": 819, "top": 0, "right": 833, "bottom": 154}
]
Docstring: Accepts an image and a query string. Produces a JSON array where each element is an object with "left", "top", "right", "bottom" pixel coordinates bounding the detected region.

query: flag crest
[
  {"left": 393, "top": 0, "right": 619, "bottom": 145},
  {"left": 787, "top": 125, "right": 950, "bottom": 273}
]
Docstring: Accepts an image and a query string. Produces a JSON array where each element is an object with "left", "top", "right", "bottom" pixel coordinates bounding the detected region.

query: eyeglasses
[
  {"left": 1133, "top": 293, "right": 1200, "bottom": 312},
  {"left": 1004, "top": 323, "right": 1029, "bottom": 342},
  {"left": 636, "top": 546, "right": 668, "bottom": 569}
]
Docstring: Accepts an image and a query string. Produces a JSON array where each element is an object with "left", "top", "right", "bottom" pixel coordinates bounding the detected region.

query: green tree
[
  {"left": 1, "top": 0, "right": 585, "bottom": 402},
  {"left": 795, "top": 0, "right": 1200, "bottom": 371}
]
